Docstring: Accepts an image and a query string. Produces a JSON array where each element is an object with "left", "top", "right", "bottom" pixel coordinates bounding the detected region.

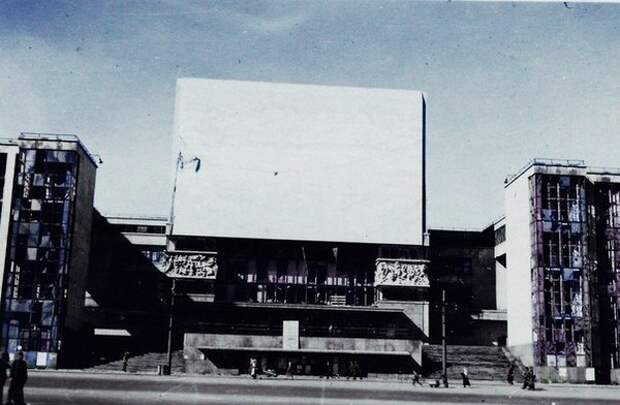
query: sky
[{"left": 0, "top": 0, "right": 619, "bottom": 229}]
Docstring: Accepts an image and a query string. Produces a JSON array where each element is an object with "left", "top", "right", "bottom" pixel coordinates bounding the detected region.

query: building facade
[
  {"left": 165, "top": 79, "right": 430, "bottom": 377},
  {"left": 428, "top": 227, "right": 506, "bottom": 346},
  {"left": 0, "top": 133, "right": 97, "bottom": 368},
  {"left": 85, "top": 212, "right": 169, "bottom": 365},
  {"left": 504, "top": 159, "right": 620, "bottom": 384}
]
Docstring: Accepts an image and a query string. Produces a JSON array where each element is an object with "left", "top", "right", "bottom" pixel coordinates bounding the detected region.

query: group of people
[
  {"left": 416, "top": 363, "right": 537, "bottom": 390},
  {"left": 507, "top": 363, "right": 536, "bottom": 390},
  {"left": 422, "top": 368, "right": 471, "bottom": 389},
  {"left": 521, "top": 367, "right": 536, "bottom": 390},
  {"left": 0, "top": 351, "right": 28, "bottom": 405},
  {"left": 250, "top": 358, "right": 363, "bottom": 380}
]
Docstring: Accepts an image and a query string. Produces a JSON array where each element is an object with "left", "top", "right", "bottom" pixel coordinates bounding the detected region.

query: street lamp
[
  {"left": 441, "top": 288, "right": 448, "bottom": 388},
  {"left": 165, "top": 278, "right": 177, "bottom": 375},
  {"left": 158, "top": 250, "right": 219, "bottom": 376}
]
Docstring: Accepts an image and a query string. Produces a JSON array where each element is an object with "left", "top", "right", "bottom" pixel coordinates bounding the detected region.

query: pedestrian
[
  {"left": 411, "top": 370, "right": 423, "bottom": 386},
  {"left": 0, "top": 351, "right": 9, "bottom": 405},
  {"left": 286, "top": 360, "right": 294, "bottom": 379},
  {"left": 352, "top": 360, "right": 361, "bottom": 380},
  {"left": 8, "top": 351, "right": 28, "bottom": 405},
  {"left": 461, "top": 367, "right": 471, "bottom": 388},
  {"left": 324, "top": 360, "right": 332, "bottom": 379},
  {"left": 528, "top": 368, "right": 536, "bottom": 391},
  {"left": 521, "top": 367, "right": 529, "bottom": 390},
  {"left": 522, "top": 367, "right": 536, "bottom": 390},
  {"left": 249, "top": 357, "right": 258, "bottom": 379},
  {"left": 122, "top": 351, "right": 130, "bottom": 372},
  {"left": 346, "top": 360, "right": 354, "bottom": 380},
  {"left": 506, "top": 364, "right": 515, "bottom": 385}
]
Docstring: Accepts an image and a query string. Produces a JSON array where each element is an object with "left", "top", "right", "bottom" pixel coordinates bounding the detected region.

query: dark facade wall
[
  {"left": 85, "top": 211, "right": 170, "bottom": 364},
  {"left": 64, "top": 149, "right": 96, "bottom": 330},
  {"left": 61, "top": 148, "right": 96, "bottom": 367},
  {"left": 87, "top": 211, "right": 169, "bottom": 312},
  {"left": 428, "top": 228, "right": 499, "bottom": 344}
]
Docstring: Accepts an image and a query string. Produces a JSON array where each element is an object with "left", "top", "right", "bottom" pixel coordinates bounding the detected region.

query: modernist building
[
  {"left": 163, "top": 79, "right": 430, "bottom": 377},
  {"left": 504, "top": 159, "right": 620, "bottom": 384},
  {"left": 0, "top": 133, "right": 97, "bottom": 368},
  {"left": 85, "top": 213, "right": 169, "bottom": 365},
  {"left": 428, "top": 227, "right": 506, "bottom": 346}
]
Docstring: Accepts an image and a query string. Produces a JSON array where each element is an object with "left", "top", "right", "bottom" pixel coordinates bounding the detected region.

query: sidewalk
[
  {"left": 30, "top": 368, "right": 620, "bottom": 400},
  {"left": 29, "top": 368, "right": 615, "bottom": 387}
]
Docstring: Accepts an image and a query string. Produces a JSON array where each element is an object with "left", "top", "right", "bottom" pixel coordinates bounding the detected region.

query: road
[{"left": 15, "top": 372, "right": 620, "bottom": 404}]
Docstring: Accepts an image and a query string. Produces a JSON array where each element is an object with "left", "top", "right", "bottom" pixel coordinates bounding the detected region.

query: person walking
[
  {"left": 0, "top": 351, "right": 9, "bottom": 405},
  {"left": 528, "top": 368, "right": 536, "bottom": 390},
  {"left": 506, "top": 364, "right": 515, "bottom": 385},
  {"left": 521, "top": 367, "right": 530, "bottom": 390},
  {"left": 352, "top": 360, "right": 361, "bottom": 380},
  {"left": 285, "top": 360, "right": 294, "bottom": 380},
  {"left": 121, "top": 351, "right": 130, "bottom": 373},
  {"left": 411, "top": 370, "right": 423, "bottom": 386},
  {"left": 521, "top": 367, "right": 536, "bottom": 390},
  {"left": 461, "top": 367, "right": 471, "bottom": 388},
  {"left": 324, "top": 360, "right": 332, "bottom": 379},
  {"left": 249, "top": 357, "right": 258, "bottom": 379},
  {"left": 8, "top": 351, "right": 28, "bottom": 405}
]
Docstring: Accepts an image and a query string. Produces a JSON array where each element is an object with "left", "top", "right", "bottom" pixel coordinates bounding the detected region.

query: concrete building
[
  {"left": 85, "top": 213, "right": 169, "bottom": 365},
  {"left": 428, "top": 227, "right": 506, "bottom": 347},
  {"left": 165, "top": 79, "right": 430, "bottom": 377},
  {"left": 504, "top": 159, "right": 620, "bottom": 384},
  {"left": 0, "top": 133, "right": 97, "bottom": 368}
]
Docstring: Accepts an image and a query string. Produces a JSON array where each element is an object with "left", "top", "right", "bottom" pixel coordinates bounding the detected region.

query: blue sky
[{"left": 1, "top": 1, "right": 619, "bottom": 228}]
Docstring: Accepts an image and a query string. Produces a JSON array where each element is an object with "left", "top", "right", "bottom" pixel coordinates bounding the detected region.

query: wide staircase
[
  {"left": 90, "top": 350, "right": 185, "bottom": 374},
  {"left": 422, "top": 345, "right": 516, "bottom": 381}
]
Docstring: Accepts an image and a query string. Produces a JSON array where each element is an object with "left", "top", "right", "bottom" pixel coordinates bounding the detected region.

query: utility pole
[
  {"left": 441, "top": 288, "right": 448, "bottom": 387},
  {"left": 166, "top": 278, "right": 177, "bottom": 375}
]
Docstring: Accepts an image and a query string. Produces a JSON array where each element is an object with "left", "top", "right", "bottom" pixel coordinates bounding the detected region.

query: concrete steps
[
  {"left": 422, "top": 345, "right": 517, "bottom": 382},
  {"left": 90, "top": 350, "right": 185, "bottom": 374}
]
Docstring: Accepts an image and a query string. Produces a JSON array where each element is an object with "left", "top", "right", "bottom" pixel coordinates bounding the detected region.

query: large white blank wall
[{"left": 171, "top": 79, "right": 425, "bottom": 245}]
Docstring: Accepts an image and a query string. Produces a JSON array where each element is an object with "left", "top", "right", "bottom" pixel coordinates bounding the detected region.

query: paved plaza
[{"left": 13, "top": 371, "right": 620, "bottom": 404}]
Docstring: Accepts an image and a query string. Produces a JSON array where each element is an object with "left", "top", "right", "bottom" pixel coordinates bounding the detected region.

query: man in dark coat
[
  {"left": 0, "top": 351, "right": 10, "bottom": 405},
  {"left": 506, "top": 364, "right": 515, "bottom": 385},
  {"left": 8, "top": 351, "right": 28, "bottom": 405}
]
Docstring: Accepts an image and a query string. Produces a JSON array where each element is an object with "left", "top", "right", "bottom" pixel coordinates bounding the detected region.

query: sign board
[
  {"left": 576, "top": 354, "right": 586, "bottom": 367},
  {"left": 586, "top": 367, "right": 595, "bottom": 382},
  {"left": 36, "top": 352, "right": 48, "bottom": 367},
  {"left": 157, "top": 252, "right": 218, "bottom": 280},
  {"left": 283, "top": 320, "right": 299, "bottom": 350},
  {"left": 558, "top": 367, "right": 568, "bottom": 379}
]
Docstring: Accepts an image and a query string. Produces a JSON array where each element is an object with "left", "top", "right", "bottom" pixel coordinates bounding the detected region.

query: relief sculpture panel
[
  {"left": 374, "top": 259, "right": 430, "bottom": 287},
  {"left": 158, "top": 252, "right": 218, "bottom": 279}
]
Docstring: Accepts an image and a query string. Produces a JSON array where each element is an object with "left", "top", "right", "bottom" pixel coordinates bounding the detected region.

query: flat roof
[
  {"left": 1, "top": 132, "right": 99, "bottom": 167},
  {"left": 505, "top": 158, "right": 620, "bottom": 187},
  {"left": 104, "top": 213, "right": 168, "bottom": 222}
]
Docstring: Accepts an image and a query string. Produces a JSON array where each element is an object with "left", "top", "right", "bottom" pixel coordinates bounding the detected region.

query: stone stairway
[
  {"left": 90, "top": 350, "right": 185, "bottom": 374},
  {"left": 422, "top": 345, "right": 518, "bottom": 382}
]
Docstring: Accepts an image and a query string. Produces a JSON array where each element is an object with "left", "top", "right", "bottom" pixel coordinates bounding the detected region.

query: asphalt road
[{"left": 13, "top": 372, "right": 620, "bottom": 405}]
